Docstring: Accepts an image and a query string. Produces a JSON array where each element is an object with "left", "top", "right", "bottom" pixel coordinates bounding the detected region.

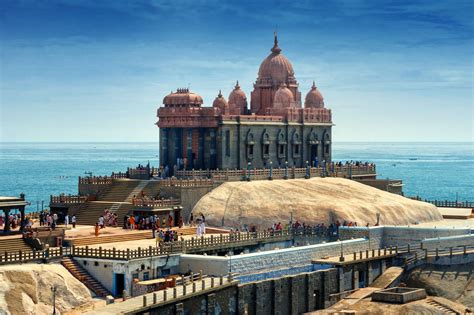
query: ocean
[{"left": 0, "top": 142, "right": 472, "bottom": 213}]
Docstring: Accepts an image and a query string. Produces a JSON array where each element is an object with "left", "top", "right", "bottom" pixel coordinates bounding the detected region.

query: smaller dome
[
  {"left": 163, "top": 88, "right": 203, "bottom": 106},
  {"left": 273, "top": 84, "right": 294, "bottom": 109},
  {"left": 212, "top": 90, "right": 229, "bottom": 114},
  {"left": 304, "top": 81, "right": 324, "bottom": 108},
  {"left": 228, "top": 81, "right": 247, "bottom": 114}
]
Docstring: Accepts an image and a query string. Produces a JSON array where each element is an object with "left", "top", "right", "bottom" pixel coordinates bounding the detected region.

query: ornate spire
[
  {"left": 271, "top": 32, "right": 281, "bottom": 54},
  {"left": 311, "top": 81, "right": 316, "bottom": 89},
  {"left": 218, "top": 89, "right": 223, "bottom": 98},
  {"left": 235, "top": 80, "right": 240, "bottom": 89}
]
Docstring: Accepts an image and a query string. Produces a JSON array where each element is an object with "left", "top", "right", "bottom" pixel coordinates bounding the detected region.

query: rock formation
[
  {"left": 0, "top": 263, "right": 95, "bottom": 314},
  {"left": 192, "top": 177, "right": 442, "bottom": 229}
]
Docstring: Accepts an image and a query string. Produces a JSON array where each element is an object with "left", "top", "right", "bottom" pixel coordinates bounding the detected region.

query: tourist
[
  {"left": 178, "top": 216, "right": 184, "bottom": 229},
  {"left": 98, "top": 215, "right": 105, "bottom": 229},
  {"left": 65, "top": 214, "right": 69, "bottom": 227},
  {"left": 71, "top": 215, "right": 76, "bottom": 228},
  {"left": 53, "top": 212, "right": 58, "bottom": 225},
  {"left": 94, "top": 223, "right": 100, "bottom": 237},
  {"left": 39, "top": 212, "right": 44, "bottom": 226},
  {"left": 130, "top": 215, "right": 135, "bottom": 230},
  {"left": 168, "top": 214, "right": 173, "bottom": 228},
  {"left": 200, "top": 220, "right": 206, "bottom": 236},
  {"left": 189, "top": 213, "right": 194, "bottom": 227},
  {"left": 196, "top": 219, "right": 202, "bottom": 237}
]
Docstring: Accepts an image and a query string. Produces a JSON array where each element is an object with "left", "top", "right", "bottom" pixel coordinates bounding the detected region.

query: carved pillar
[
  {"left": 161, "top": 128, "right": 169, "bottom": 167},
  {"left": 210, "top": 129, "right": 217, "bottom": 169},
  {"left": 198, "top": 128, "right": 205, "bottom": 170},
  {"left": 187, "top": 128, "right": 193, "bottom": 170}
]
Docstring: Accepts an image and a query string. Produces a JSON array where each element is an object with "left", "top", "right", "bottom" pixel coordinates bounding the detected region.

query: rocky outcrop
[
  {"left": 405, "top": 262, "right": 474, "bottom": 309},
  {"left": 0, "top": 263, "right": 95, "bottom": 314},
  {"left": 192, "top": 177, "right": 442, "bottom": 229}
]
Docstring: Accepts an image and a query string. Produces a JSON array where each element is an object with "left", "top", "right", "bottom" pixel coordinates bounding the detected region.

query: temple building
[{"left": 157, "top": 35, "right": 333, "bottom": 173}]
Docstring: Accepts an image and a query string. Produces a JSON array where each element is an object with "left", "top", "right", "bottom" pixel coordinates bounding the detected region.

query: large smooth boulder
[{"left": 192, "top": 177, "right": 442, "bottom": 229}]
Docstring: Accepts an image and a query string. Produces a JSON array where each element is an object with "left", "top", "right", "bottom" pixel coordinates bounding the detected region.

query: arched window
[
  {"left": 246, "top": 130, "right": 255, "bottom": 161},
  {"left": 277, "top": 129, "right": 287, "bottom": 159},
  {"left": 292, "top": 131, "right": 302, "bottom": 158},
  {"left": 262, "top": 130, "right": 270, "bottom": 159}
]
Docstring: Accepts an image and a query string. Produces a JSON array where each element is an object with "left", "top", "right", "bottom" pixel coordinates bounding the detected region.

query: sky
[{"left": 0, "top": 0, "right": 473, "bottom": 142}]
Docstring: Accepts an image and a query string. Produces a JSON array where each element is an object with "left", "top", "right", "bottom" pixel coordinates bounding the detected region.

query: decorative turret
[
  {"left": 212, "top": 90, "right": 229, "bottom": 114},
  {"left": 273, "top": 84, "right": 295, "bottom": 109},
  {"left": 228, "top": 80, "right": 248, "bottom": 115},
  {"left": 304, "top": 81, "right": 324, "bottom": 108}
]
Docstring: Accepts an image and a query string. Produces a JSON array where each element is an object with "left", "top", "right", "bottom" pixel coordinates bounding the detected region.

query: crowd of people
[{"left": 0, "top": 212, "right": 25, "bottom": 230}]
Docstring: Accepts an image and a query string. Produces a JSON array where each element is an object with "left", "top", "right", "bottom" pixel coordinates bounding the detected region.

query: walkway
[{"left": 83, "top": 276, "right": 237, "bottom": 314}]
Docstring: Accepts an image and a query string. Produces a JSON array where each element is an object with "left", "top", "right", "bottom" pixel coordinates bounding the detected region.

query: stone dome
[
  {"left": 304, "top": 81, "right": 324, "bottom": 108},
  {"left": 212, "top": 90, "right": 229, "bottom": 114},
  {"left": 273, "top": 84, "right": 294, "bottom": 109},
  {"left": 163, "top": 88, "right": 203, "bottom": 106},
  {"left": 257, "top": 35, "right": 295, "bottom": 86},
  {"left": 228, "top": 81, "right": 247, "bottom": 114}
]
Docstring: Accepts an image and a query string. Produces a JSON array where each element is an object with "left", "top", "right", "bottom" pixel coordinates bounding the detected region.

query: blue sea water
[{"left": 0, "top": 142, "right": 472, "bottom": 213}]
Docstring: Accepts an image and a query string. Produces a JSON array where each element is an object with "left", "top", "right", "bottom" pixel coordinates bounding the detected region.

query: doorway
[
  {"left": 310, "top": 145, "right": 318, "bottom": 166},
  {"left": 114, "top": 273, "right": 125, "bottom": 297},
  {"left": 358, "top": 270, "right": 366, "bottom": 288}
]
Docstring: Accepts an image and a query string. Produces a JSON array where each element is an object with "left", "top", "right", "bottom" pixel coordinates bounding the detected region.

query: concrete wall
[
  {"left": 180, "top": 238, "right": 369, "bottom": 277},
  {"left": 355, "top": 179, "right": 403, "bottom": 194},
  {"left": 340, "top": 225, "right": 471, "bottom": 248},
  {"left": 75, "top": 254, "right": 180, "bottom": 297},
  {"left": 339, "top": 226, "right": 384, "bottom": 249},
  {"left": 145, "top": 267, "right": 340, "bottom": 315},
  {"left": 78, "top": 182, "right": 111, "bottom": 196},
  {"left": 382, "top": 226, "right": 470, "bottom": 246},
  {"left": 421, "top": 234, "right": 474, "bottom": 250}
]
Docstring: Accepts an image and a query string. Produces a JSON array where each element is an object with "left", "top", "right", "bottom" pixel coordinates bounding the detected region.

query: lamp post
[
  {"left": 305, "top": 160, "right": 310, "bottom": 179},
  {"left": 247, "top": 162, "right": 251, "bottom": 181},
  {"left": 51, "top": 286, "right": 57, "bottom": 315},
  {"left": 339, "top": 239, "right": 345, "bottom": 262},
  {"left": 269, "top": 161, "right": 273, "bottom": 180},
  {"left": 284, "top": 161, "right": 288, "bottom": 179}
]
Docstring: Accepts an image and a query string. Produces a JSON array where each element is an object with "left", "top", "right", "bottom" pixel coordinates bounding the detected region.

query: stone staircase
[
  {"left": 61, "top": 257, "right": 111, "bottom": 297},
  {"left": 0, "top": 237, "right": 33, "bottom": 254},
  {"left": 73, "top": 201, "right": 134, "bottom": 226},
  {"left": 74, "top": 180, "right": 154, "bottom": 226},
  {"left": 425, "top": 298, "right": 457, "bottom": 314},
  {"left": 99, "top": 180, "right": 148, "bottom": 202}
]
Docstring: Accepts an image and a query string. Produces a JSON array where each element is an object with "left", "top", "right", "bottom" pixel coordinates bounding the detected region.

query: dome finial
[
  {"left": 312, "top": 81, "right": 316, "bottom": 89},
  {"left": 218, "top": 89, "right": 222, "bottom": 97},
  {"left": 235, "top": 80, "right": 240, "bottom": 89},
  {"left": 271, "top": 31, "right": 282, "bottom": 54}
]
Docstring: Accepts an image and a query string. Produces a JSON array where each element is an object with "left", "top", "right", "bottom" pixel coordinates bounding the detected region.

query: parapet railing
[
  {"left": 175, "top": 165, "right": 376, "bottom": 181},
  {"left": 50, "top": 194, "right": 88, "bottom": 205},
  {"left": 160, "top": 178, "right": 214, "bottom": 187},
  {"left": 409, "top": 197, "right": 474, "bottom": 209},
  {"left": 321, "top": 242, "right": 474, "bottom": 267},
  {"left": 0, "top": 229, "right": 316, "bottom": 264},
  {"left": 132, "top": 198, "right": 181, "bottom": 208},
  {"left": 79, "top": 176, "right": 113, "bottom": 185}
]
